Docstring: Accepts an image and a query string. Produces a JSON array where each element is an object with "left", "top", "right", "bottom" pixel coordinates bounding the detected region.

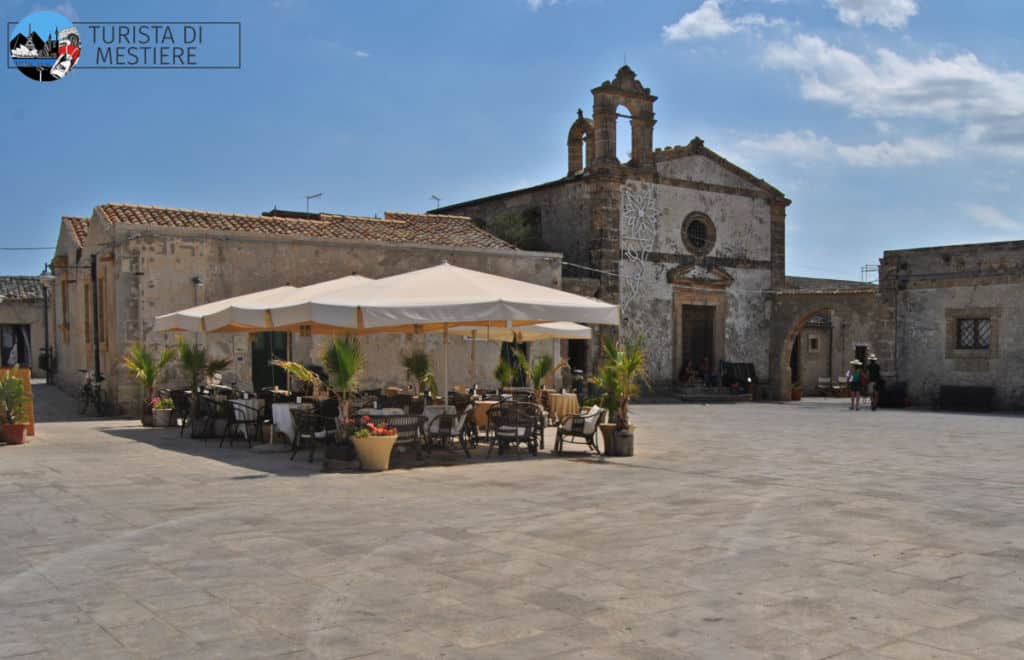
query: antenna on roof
[
  {"left": 430, "top": 194, "right": 441, "bottom": 209},
  {"left": 305, "top": 192, "right": 322, "bottom": 213}
]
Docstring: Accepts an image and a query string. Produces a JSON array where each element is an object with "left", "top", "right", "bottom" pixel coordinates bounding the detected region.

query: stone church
[{"left": 436, "top": 66, "right": 791, "bottom": 386}]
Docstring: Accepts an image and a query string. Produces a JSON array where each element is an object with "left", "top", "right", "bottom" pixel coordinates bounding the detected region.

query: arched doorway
[{"left": 780, "top": 307, "right": 832, "bottom": 398}]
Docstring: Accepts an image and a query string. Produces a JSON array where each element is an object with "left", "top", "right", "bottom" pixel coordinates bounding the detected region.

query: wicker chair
[
  {"left": 169, "top": 389, "right": 192, "bottom": 437},
  {"left": 425, "top": 411, "right": 470, "bottom": 457},
  {"left": 487, "top": 404, "right": 538, "bottom": 458},
  {"left": 375, "top": 414, "right": 426, "bottom": 461},
  {"left": 554, "top": 406, "right": 606, "bottom": 456}
]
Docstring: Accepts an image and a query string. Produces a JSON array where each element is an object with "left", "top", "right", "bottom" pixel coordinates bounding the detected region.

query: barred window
[{"left": 957, "top": 318, "right": 991, "bottom": 350}]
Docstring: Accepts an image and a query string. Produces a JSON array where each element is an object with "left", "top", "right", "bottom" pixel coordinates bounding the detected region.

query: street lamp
[{"left": 38, "top": 265, "right": 56, "bottom": 384}]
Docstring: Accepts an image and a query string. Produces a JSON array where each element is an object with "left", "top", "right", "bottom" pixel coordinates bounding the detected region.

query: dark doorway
[
  {"left": 681, "top": 305, "right": 714, "bottom": 369},
  {"left": 790, "top": 335, "right": 800, "bottom": 384},
  {"left": 0, "top": 325, "right": 31, "bottom": 368},
  {"left": 251, "top": 332, "right": 289, "bottom": 391},
  {"left": 855, "top": 344, "right": 868, "bottom": 364},
  {"left": 567, "top": 339, "right": 588, "bottom": 374}
]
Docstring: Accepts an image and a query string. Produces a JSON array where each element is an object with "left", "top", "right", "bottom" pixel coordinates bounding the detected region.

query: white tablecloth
[
  {"left": 355, "top": 408, "right": 405, "bottom": 417},
  {"left": 272, "top": 402, "right": 309, "bottom": 443},
  {"left": 230, "top": 399, "right": 264, "bottom": 439}
]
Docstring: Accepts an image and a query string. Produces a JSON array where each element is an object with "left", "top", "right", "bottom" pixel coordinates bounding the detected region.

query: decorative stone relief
[{"left": 619, "top": 183, "right": 658, "bottom": 310}]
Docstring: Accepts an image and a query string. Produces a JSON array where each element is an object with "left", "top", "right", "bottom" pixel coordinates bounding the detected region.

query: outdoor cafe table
[
  {"left": 272, "top": 402, "right": 312, "bottom": 444},
  {"left": 472, "top": 400, "right": 500, "bottom": 434},
  {"left": 230, "top": 398, "right": 264, "bottom": 440},
  {"left": 546, "top": 392, "right": 580, "bottom": 421}
]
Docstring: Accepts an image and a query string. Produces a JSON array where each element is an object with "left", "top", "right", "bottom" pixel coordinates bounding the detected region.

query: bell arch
[
  {"left": 590, "top": 66, "right": 657, "bottom": 169},
  {"left": 567, "top": 109, "right": 594, "bottom": 175}
]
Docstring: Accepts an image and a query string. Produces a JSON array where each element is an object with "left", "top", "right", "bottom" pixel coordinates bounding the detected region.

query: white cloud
[
  {"left": 963, "top": 204, "right": 1023, "bottom": 232},
  {"left": 737, "top": 130, "right": 833, "bottom": 162},
  {"left": 836, "top": 137, "right": 952, "bottom": 166},
  {"left": 826, "top": 0, "right": 917, "bottom": 29},
  {"left": 663, "top": 0, "right": 785, "bottom": 41},
  {"left": 31, "top": 2, "right": 78, "bottom": 19},
  {"left": 353, "top": 50, "right": 370, "bottom": 57},
  {"left": 527, "top": 0, "right": 557, "bottom": 10},
  {"left": 764, "top": 34, "right": 1024, "bottom": 158}
]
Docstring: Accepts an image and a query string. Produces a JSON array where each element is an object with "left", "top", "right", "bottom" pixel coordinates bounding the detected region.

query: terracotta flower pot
[
  {"left": 352, "top": 433, "right": 397, "bottom": 471},
  {"left": 1, "top": 424, "right": 29, "bottom": 445}
]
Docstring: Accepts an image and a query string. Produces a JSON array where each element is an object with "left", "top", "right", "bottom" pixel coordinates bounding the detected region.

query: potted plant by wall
[
  {"left": 0, "top": 375, "right": 32, "bottom": 445},
  {"left": 151, "top": 396, "right": 174, "bottom": 427},
  {"left": 351, "top": 417, "right": 398, "bottom": 471},
  {"left": 400, "top": 349, "right": 437, "bottom": 398},
  {"left": 592, "top": 335, "right": 646, "bottom": 457},
  {"left": 791, "top": 380, "right": 803, "bottom": 401},
  {"left": 177, "top": 339, "right": 231, "bottom": 437},
  {"left": 123, "top": 343, "right": 176, "bottom": 426}
]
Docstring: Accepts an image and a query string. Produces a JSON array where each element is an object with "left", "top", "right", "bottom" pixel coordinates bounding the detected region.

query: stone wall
[
  {"left": 52, "top": 217, "right": 562, "bottom": 414},
  {"left": 881, "top": 241, "right": 1024, "bottom": 409}
]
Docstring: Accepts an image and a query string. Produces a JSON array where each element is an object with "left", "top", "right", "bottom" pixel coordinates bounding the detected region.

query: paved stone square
[{"left": 2, "top": 387, "right": 1024, "bottom": 659}]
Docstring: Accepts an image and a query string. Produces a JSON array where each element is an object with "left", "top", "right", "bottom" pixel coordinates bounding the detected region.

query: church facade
[{"left": 436, "top": 66, "right": 790, "bottom": 385}]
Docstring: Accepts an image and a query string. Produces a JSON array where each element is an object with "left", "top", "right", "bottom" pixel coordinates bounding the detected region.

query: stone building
[
  {"left": 0, "top": 276, "right": 47, "bottom": 377},
  {"left": 50, "top": 205, "right": 561, "bottom": 414},
  {"left": 436, "top": 66, "right": 792, "bottom": 385},
  {"left": 879, "top": 240, "right": 1024, "bottom": 409}
]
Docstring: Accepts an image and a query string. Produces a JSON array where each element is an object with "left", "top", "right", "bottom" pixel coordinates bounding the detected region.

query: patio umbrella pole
[{"left": 442, "top": 324, "right": 449, "bottom": 407}]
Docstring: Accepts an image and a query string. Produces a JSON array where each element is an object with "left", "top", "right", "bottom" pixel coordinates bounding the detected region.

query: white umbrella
[
  {"left": 256, "top": 263, "right": 618, "bottom": 399},
  {"left": 154, "top": 285, "right": 296, "bottom": 333},
  {"left": 206, "top": 274, "right": 373, "bottom": 331}
]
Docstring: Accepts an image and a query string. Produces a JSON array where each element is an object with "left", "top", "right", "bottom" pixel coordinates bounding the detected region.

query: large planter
[
  {"left": 791, "top": 388, "right": 803, "bottom": 401},
  {"left": 152, "top": 408, "right": 172, "bottom": 427},
  {"left": 604, "top": 425, "right": 635, "bottom": 457},
  {"left": 352, "top": 433, "right": 397, "bottom": 472},
  {"left": 599, "top": 423, "right": 617, "bottom": 455},
  {"left": 141, "top": 407, "right": 154, "bottom": 427},
  {"left": 1, "top": 424, "right": 29, "bottom": 445}
]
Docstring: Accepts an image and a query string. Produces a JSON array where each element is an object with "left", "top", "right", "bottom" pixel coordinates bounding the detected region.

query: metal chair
[
  {"left": 169, "top": 389, "right": 192, "bottom": 437},
  {"left": 554, "top": 406, "right": 605, "bottom": 456},
  {"left": 289, "top": 409, "right": 332, "bottom": 462},
  {"left": 224, "top": 400, "right": 262, "bottom": 448}
]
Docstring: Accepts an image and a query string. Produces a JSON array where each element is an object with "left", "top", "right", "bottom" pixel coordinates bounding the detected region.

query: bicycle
[{"left": 78, "top": 369, "right": 110, "bottom": 416}]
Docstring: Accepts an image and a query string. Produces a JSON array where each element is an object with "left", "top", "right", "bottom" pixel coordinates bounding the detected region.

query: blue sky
[{"left": 2, "top": 0, "right": 1023, "bottom": 280}]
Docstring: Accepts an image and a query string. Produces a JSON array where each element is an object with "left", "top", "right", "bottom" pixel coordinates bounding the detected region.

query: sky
[{"left": 2, "top": 0, "right": 1024, "bottom": 281}]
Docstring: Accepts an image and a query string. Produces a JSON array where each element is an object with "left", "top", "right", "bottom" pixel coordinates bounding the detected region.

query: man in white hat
[
  {"left": 846, "top": 359, "right": 864, "bottom": 410},
  {"left": 866, "top": 354, "right": 882, "bottom": 410}
]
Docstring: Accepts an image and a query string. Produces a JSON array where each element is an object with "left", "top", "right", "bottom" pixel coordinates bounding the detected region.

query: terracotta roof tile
[
  {"left": 0, "top": 276, "right": 44, "bottom": 302},
  {"left": 95, "top": 204, "right": 515, "bottom": 251},
  {"left": 63, "top": 216, "right": 89, "bottom": 247}
]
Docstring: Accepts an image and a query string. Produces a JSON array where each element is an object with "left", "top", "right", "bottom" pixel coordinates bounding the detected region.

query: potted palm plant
[
  {"left": 400, "top": 349, "right": 437, "bottom": 397},
  {"left": 0, "top": 375, "right": 31, "bottom": 445},
  {"left": 592, "top": 335, "right": 646, "bottom": 456},
  {"left": 176, "top": 339, "right": 231, "bottom": 437},
  {"left": 323, "top": 337, "right": 362, "bottom": 425},
  {"left": 514, "top": 349, "right": 568, "bottom": 403},
  {"left": 270, "top": 359, "right": 327, "bottom": 400},
  {"left": 122, "top": 343, "right": 176, "bottom": 426},
  {"left": 494, "top": 356, "right": 515, "bottom": 390}
]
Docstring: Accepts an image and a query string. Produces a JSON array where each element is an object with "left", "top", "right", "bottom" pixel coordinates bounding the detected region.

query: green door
[{"left": 251, "top": 332, "right": 289, "bottom": 391}]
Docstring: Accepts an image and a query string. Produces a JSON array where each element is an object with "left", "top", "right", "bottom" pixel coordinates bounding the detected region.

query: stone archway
[{"left": 770, "top": 290, "right": 890, "bottom": 400}]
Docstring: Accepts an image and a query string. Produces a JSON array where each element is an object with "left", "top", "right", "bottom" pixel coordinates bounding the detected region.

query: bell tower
[{"left": 590, "top": 66, "right": 657, "bottom": 170}]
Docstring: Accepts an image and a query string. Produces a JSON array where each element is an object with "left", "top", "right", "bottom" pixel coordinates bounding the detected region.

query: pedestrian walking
[
  {"left": 846, "top": 359, "right": 864, "bottom": 410},
  {"left": 867, "top": 354, "right": 882, "bottom": 411}
]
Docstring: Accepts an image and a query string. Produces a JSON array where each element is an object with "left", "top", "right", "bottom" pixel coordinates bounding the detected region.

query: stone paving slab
[{"left": 1, "top": 388, "right": 1024, "bottom": 658}]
